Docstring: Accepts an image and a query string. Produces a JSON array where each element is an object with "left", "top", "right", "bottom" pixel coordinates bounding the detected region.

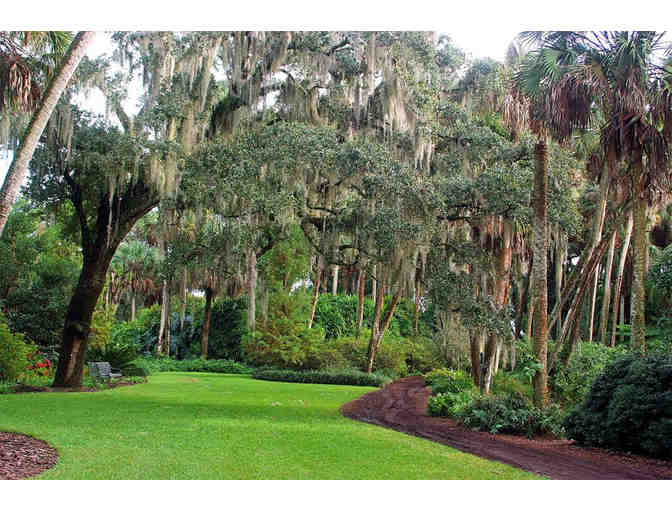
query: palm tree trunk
[
  {"left": 599, "top": 229, "right": 617, "bottom": 345},
  {"left": 131, "top": 293, "right": 136, "bottom": 322},
  {"left": 610, "top": 211, "right": 633, "bottom": 347},
  {"left": 631, "top": 185, "right": 647, "bottom": 353},
  {"left": 587, "top": 163, "right": 611, "bottom": 343},
  {"left": 532, "top": 138, "right": 549, "bottom": 408},
  {"left": 0, "top": 32, "right": 96, "bottom": 236},
  {"left": 555, "top": 237, "right": 566, "bottom": 341}
]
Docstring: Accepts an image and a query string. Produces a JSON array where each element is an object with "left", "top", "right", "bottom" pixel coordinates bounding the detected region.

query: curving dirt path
[{"left": 340, "top": 376, "right": 672, "bottom": 480}]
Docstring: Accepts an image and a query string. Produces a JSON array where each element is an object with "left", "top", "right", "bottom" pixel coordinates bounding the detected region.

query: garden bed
[{"left": 0, "top": 432, "right": 59, "bottom": 480}]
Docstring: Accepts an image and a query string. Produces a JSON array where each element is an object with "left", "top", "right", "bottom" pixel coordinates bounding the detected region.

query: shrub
[
  {"left": 242, "top": 291, "right": 327, "bottom": 370},
  {"left": 550, "top": 342, "right": 628, "bottom": 407},
  {"left": 121, "top": 362, "right": 150, "bottom": 377},
  {"left": 132, "top": 356, "right": 252, "bottom": 375},
  {"left": 252, "top": 368, "right": 390, "bottom": 387},
  {"left": 424, "top": 368, "right": 474, "bottom": 394},
  {"left": 564, "top": 354, "right": 672, "bottom": 459},
  {"left": 491, "top": 371, "right": 532, "bottom": 400},
  {"left": 461, "top": 394, "right": 565, "bottom": 438},
  {"left": 87, "top": 338, "right": 139, "bottom": 368},
  {"left": 427, "top": 390, "right": 478, "bottom": 418},
  {"left": 0, "top": 316, "right": 32, "bottom": 382}
]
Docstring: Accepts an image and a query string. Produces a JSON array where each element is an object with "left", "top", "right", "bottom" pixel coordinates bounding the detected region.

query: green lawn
[{"left": 0, "top": 373, "right": 542, "bottom": 479}]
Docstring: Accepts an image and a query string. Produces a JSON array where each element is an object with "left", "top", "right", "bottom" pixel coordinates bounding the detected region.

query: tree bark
[
  {"left": 483, "top": 220, "right": 513, "bottom": 394},
  {"left": 308, "top": 257, "right": 323, "bottom": 329},
  {"left": 366, "top": 274, "right": 386, "bottom": 373},
  {"left": 53, "top": 178, "right": 158, "bottom": 387},
  {"left": 610, "top": 211, "right": 633, "bottom": 347},
  {"left": 331, "top": 265, "right": 339, "bottom": 295},
  {"left": 531, "top": 138, "right": 549, "bottom": 408},
  {"left": 548, "top": 237, "right": 609, "bottom": 372},
  {"left": 131, "top": 293, "right": 136, "bottom": 322},
  {"left": 180, "top": 267, "right": 187, "bottom": 332},
  {"left": 599, "top": 229, "right": 617, "bottom": 345},
  {"left": 413, "top": 279, "right": 421, "bottom": 335},
  {"left": 53, "top": 256, "right": 109, "bottom": 387},
  {"left": 356, "top": 268, "right": 366, "bottom": 337},
  {"left": 469, "top": 331, "right": 481, "bottom": 387},
  {"left": 587, "top": 163, "right": 610, "bottom": 343},
  {"left": 201, "top": 287, "right": 213, "bottom": 360},
  {"left": 631, "top": 186, "right": 647, "bottom": 353},
  {"left": 367, "top": 283, "right": 402, "bottom": 374},
  {"left": 554, "top": 234, "right": 566, "bottom": 341}
]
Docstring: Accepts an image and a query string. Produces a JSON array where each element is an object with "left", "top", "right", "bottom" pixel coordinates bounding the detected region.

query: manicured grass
[{"left": 0, "top": 373, "right": 542, "bottom": 479}]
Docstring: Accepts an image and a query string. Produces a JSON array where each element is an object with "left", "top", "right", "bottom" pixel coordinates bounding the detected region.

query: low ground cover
[{"left": 0, "top": 372, "right": 540, "bottom": 479}]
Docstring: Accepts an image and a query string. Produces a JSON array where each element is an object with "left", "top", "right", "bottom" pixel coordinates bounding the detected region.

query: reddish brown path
[{"left": 340, "top": 376, "right": 672, "bottom": 480}]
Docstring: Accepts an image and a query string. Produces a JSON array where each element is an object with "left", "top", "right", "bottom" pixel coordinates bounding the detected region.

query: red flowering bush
[{"left": 24, "top": 349, "right": 54, "bottom": 380}]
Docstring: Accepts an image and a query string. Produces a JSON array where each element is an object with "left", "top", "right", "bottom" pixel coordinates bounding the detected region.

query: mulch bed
[
  {"left": 11, "top": 378, "right": 146, "bottom": 394},
  {"left": 0, "top": 432, "right": 59, "bottom": 480},
  {"left": 340, "top": 376, "right": 672, "bottom": 480}
]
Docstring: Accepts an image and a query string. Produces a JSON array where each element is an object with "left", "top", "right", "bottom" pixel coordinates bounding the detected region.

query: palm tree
[
  {"left": 520, "top": 31, "right": 672, "bottom": 353},
  {"left": 112, "top": 240, "right": 158, "bottom": 321},
  {"left": 0, "top": 31, "right": 95, "bottom": 236}
]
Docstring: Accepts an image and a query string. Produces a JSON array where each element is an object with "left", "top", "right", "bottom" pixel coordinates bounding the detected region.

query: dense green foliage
[
  {"left": 460, "top": 394, "right": 565, "bottom": 438},
  {"left": 0, "top": 314, "right": 32, "bottom": 382},
  {"left": 550, "top": 342, "right": 629, "bottom": 407},
  {"left": 564, "top": 354, "right": 672, "bottom": 459},
  {"left": 131, "top": 356, "right": 253, "bottom": 375},
  {"left": 252, "top": 368, "right": 391, "bottom": 387},
  {"left": 424, "top": 368, "right": 475, "bottom": 394}
]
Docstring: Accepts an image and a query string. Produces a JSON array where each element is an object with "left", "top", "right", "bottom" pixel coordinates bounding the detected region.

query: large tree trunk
[
  {"left": 599, "top": 229, "right": 617, "bottom": 345},
  {"left": 130, "top": 293, "right": 136, "bottom": 322},
  {"left": 201, "top": 287, "right": 213, "bottom": 360},
  {"left": 53, "top": 178, "right": 158, "bottom": 388},
  {"left": 0, "top": 32, "right": 96, "bottom": 236},
  {"left": 610, "top": 211, "right": 633, "bottom": 347},
  {"left": 53, "top": 255, "right": 110, "bottom": 387},
  {"left": 531, "top": 138, "right": 549, "bottom": 408}
]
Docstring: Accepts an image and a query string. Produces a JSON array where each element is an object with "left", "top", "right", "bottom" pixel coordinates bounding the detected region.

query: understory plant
[{"left": 564, "top": 353, "right": 672, "bottom": 459}]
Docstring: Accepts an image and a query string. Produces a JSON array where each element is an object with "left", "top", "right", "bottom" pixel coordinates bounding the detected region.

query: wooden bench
[{"left": 88, "top": 362, "right": 122, "bottom": 380}]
